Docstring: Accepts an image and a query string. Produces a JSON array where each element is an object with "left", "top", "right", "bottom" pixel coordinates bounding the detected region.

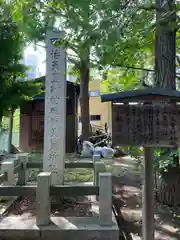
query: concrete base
[{"left": 0, "top": 216, "right": 119, "bottom": 240}]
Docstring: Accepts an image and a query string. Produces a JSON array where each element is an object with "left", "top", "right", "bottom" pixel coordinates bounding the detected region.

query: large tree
[
  {"left": 0, "top": 5, "right": 42, "bottom": 152},
  {"left": 97, "top": 0, "right": 180, "bottom": 207},
  {"left": 99, "top": 1, "right": 180, "bottom": 93},
  {"left": 154, "top": 0, "right": 180, "bottom": 206},
  {"left": 0, "top": 4, "right": 41, "bottom": 118},
  {"left": 10, "top": 0, "right": 149, "bottom": 140},
  {"left": 0, "top": 24, "right": 40, "bottom": 121}
]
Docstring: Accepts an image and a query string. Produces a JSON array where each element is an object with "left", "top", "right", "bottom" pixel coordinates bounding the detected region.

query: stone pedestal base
[{"left": 0, "top": 216, "right": 119, "bottom": 240}]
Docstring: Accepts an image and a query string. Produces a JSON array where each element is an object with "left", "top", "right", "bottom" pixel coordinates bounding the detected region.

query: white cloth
[
  {"left": 81, "top": 141, "right": 94, "bottom": 158},
  {"left": 101, "top": 146, "right": 114, "bottom": 159}
]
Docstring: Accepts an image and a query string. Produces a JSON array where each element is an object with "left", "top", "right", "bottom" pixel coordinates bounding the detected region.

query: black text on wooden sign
[{"left": 112, "top": 104, "right": 180, "bottom": 146}]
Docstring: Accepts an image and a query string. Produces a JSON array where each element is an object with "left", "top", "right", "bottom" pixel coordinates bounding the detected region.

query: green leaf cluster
[
  {"left": 0, "top": 4, "right": 42, "bottom": 123},
  {"left": 153, "top": 148, "right": 179, "bottom": 172}
]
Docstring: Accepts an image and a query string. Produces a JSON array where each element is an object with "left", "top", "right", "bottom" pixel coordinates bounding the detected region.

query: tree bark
[
  {"left": 7, "top": 107, "right": 14, "bottom": 154},
  {"left": 80, "top": 59, "right": 90, "bottom": 141},
  {"left": 0, "top": 115, "right": 3, "bottom": 127},
  {"left": 155, "top": 0, "right": 176, "bottom": 88},
  {"left": 155, "top": 0, "right": 179, "bottom": 206}
]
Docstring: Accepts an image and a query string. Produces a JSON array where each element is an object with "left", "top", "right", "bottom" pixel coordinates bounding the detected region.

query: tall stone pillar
[{"left": 43, "top": 31, "right": 66, "bottom": 185}]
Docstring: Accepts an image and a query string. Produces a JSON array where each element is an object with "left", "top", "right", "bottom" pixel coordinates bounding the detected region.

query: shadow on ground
[{"left": 112, "top": 171, "right": 180, "bottom": 240}]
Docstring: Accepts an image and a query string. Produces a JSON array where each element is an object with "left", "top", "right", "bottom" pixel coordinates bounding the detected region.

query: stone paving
[{"left": 0, "top": 213, "right": 119, "bottom": 240}]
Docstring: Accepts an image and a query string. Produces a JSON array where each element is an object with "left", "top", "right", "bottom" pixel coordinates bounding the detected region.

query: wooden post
[{"left": 142, "top": 147, "right": 154, "bottom": 240}]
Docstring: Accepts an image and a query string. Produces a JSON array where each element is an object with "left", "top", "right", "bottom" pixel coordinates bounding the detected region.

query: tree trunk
[
  {"left": 80, "top": 59, "right": 90, "bottom": 141},
  {"left": 155, "top": 0, "right": 176, "bottom": 89},
  {"left": 0, "top": 116, "right": 3, "bottom": 127},
  {"left": 7, "top": 107, "right": 14, "bottom": 154},
  {"left": 155, "top": 0, "right": 179, "bottom": 206},
  {"left": 0, "top": 106, "right": 3, "bottom": 127}
]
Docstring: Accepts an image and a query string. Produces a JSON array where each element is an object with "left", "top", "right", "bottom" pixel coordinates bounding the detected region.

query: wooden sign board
[{"left": 112, "top": 104, "right": 180, "bottom": 146}]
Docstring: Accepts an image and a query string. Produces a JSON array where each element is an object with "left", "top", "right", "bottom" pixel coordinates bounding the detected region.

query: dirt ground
[
  {"left": 2, "top": 154, "right": 180, "bottom": 239},
  {"left": 4, "top": 195, "right": 93, "bottom": 217},
  {"left": 112, "top": 157, "right": 180, "bottom": 240}
]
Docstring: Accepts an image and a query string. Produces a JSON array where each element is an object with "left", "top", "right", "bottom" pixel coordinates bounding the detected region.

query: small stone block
[
  {"left": 99, "top": 172, "right": 112, "bottom": 226},
  {"left": 94, "top": 162, "right": 106, "bottom": 186},
  {"left": 36, "top": 172, "right": 51, "bottom": 226},
  {"left": 22, "top": 154, "right": 29, "bottom": 182},
  {"left": 1, "top": 161, "right": 14, "bottom": 184},
  {"left": 0, "top": 161, "right": 14, "bottom": 201},
  {"left": 17, "top": 162, "right": 27, "bottom": 186},
  {"left": 93, "top": 154, "right": 101, "bottom": 163}
]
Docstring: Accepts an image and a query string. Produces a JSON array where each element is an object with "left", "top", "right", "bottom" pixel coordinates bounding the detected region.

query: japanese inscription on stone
[
  {"left": 43, "top": 31, "right": 66, "bottom": 184},
  {"left": 112, "top": 104, "right": 180, "bottom": 146}
]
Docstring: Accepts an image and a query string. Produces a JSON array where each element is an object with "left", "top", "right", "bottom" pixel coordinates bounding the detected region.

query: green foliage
[
  {"left": 0, "top": 4, "right": 42, "bottom": 123},
  {"left": 153, "top": 148, "right": 179, "bottom": 172},
  {"left": 121, "top": 145, "right": 179, "bottom": 174},
  {"left": 98, "top": 1, "right": 180, "bottom": 90},
  {"left": 2, "top": 109, "right": 20, "bottom": 132},
  {"left": 118, "top": 145, "right": 179, "bottom": 174},
  {"left": 121, "top": 146, "right": 144, "bottom": 161},
  {"left": 10, "top": 0, "right": 155, "bottom": 72},
  {"left": 10, "top": 0, "right": 180, "bottom": 81},
  {"left": 102, "top": 67, "right": 141, "bottom": 93},
  {"left": 11, "top": 0, "right": 154, "bottom": 140},
  {"left": 96, "top": 1, "right": 155, "bottom": 74}
]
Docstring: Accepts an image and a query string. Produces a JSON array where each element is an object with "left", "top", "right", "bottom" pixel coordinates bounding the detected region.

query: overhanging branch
[{"left": 113, "top": 64, "right": 154, "bottom": 72}]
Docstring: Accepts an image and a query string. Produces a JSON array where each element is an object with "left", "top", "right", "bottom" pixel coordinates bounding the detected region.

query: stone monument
[{"left": 43, "top": 31, "right": 66, "bottom": 185}]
